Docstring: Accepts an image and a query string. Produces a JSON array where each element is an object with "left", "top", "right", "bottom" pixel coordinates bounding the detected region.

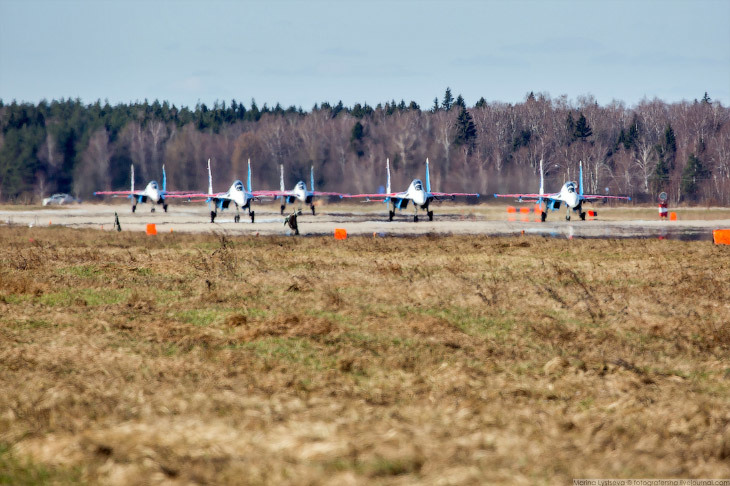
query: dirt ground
[{"left": 0, "top": 225, "right": 729, "bottom": 484}]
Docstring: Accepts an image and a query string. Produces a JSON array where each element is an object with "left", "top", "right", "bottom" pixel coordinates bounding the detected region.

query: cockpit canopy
[
  {"left": 233, "top": 180, "right": 244, "bottom": 192},
  {"left": 296, "top": 181, "right": 306, "bottom": 190},
  {"left": 413, "top": 179, "right": 424, "bottom": 191},
  {"left": 566, "top": 182, "right": 576, "bottom": 193},
  {"left": 150, "top": 181, "right": 159, "bottom": 190}
]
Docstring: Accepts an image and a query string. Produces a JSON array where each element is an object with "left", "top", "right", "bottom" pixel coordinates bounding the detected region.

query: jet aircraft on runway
[
  {"left": 344, "top": 158, "right": 479, "bottom": 222},
  {"left": 94, "top": 164, "right": 179, "bottom": 212},
  {"left": 256, "top": 165, "right": 343, "bottom": 215},
  {"left": 494, "top": 160, "right": 631, "bottom": 221},
  {"left": 167, "top": 159, "right": 269, "bottom": 223}
]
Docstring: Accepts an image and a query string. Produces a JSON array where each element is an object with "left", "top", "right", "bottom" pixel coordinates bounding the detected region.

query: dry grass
[{"left": 1, "top": 227, "right": 729, "bottom": 485}]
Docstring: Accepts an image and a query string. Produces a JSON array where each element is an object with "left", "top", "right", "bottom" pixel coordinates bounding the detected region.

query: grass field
[{"left": 1, "top": 227, "right": 729, "bottom": 485}]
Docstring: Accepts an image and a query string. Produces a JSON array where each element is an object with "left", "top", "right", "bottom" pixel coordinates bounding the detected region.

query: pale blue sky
[{"left": 1, "top": 0, "right": 729, "bottom": 109}]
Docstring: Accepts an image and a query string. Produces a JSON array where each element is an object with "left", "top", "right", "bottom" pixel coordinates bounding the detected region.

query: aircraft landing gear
[
  {"left": 311, "top": 204, "right": 316, "bottom": 216},
  {"left": 151, "top": 207, "right": 155, "bottom": 213},
  {"left": 565, "top": 213, "right": 571, "bottom": 221},
  {"left": 388, "top": 210, "right": 394, "bottom": 222},
  {"left": 163, "top": 204, "right": 168, "bottom": 213},
  {"left": 414, "top": 215, "right": 419, "bottom": 222},
  {"left": 541, "top": 211, "right": 547, "bottom": 222},
  {"left": 234, "top": 214, "right": 240, "bottom": 223},
  {"left": 280, "top": 204, "right": 285, "bottom": 215},
  {"left": 427, "top": 210, "right": 434, "bottom": 221},
  {"left": 132, "top": 205, "right": 136, "bottom": 213},
  {"left": 250, "top": 211, "right": 255, "bottom": 223},
  {"left": 210, "top": 211, "right": 217, "bottom": 223},
  {"left": 580, "top": 211, "right": 586, "bottom": 221}
]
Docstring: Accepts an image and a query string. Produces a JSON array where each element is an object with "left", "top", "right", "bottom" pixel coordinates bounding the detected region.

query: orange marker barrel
[{"left": 713, "top": 229, "right": 730, "bottom": 245}]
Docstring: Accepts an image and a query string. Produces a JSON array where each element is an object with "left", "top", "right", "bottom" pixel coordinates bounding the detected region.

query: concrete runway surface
[{"left": 2, "top": 203, "right": 729, "bottom": 240}]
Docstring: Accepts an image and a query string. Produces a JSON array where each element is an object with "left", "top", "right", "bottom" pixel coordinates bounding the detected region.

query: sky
[{"left": 1, "top": 0, "right": 729, "bottom": 110}]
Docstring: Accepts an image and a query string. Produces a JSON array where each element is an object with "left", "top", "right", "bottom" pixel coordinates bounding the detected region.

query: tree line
[{"left": 1, "top": 89, "right": 728, "bottom": 205}]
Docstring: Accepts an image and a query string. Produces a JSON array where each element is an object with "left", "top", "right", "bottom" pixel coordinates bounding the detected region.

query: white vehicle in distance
[{"left": 42, "top": 193, "right": 81, "bottom": 206}]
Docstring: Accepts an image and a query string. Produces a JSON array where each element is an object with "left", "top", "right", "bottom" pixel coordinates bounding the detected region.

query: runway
[{"left": 2, "top": 202, "right": 729, "bottom": 240}]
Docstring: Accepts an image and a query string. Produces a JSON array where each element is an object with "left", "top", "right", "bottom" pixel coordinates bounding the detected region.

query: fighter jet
[
  {"left": 255, "top": 165, "right": 343, "bottom": 215},
  {"left": 167, "top": 158, "right": 267, "bottom": 223},
  {"left": 94, "top": 164, "right": 177, "bottom": 212},
  {"left": 494, "top": 159, "right": 631, "bottom": 221},
  {"left": 344, "top": 158, "right": 479, "bottom": 222}
]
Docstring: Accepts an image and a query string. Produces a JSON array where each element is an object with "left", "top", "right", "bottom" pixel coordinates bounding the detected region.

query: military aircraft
[
  {"left": 344, "top": 158, "right": 479, "bottom": 222},
  {"left": 494, "top": 159, "right": 631, "bottom": 221},
  {"left": 167, "top": 159, "right": 267, "bottom": 223},
  {"left": 257, "top": 165, "right": 342, "bottom": 215},
  {"left": 94, "top": 164, "right": 177, "bottom": 212}
]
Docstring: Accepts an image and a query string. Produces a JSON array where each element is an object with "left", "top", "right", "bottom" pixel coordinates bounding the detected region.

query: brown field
[{"left": 1, "top": 227, "right": 729, "bottom": 485}]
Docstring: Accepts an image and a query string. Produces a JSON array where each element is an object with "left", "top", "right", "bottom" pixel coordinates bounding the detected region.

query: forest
[{"left": 1, "top": 89, "right": 728, "bottom": 205}]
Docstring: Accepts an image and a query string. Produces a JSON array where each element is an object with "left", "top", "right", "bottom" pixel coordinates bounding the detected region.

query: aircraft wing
[
  {"left": 251, "top": 190, "right": 296, "bottom": 198},
  {"left": 312, "top": 191, "right": 345, "bottom": 197},
  {"left": 94, "top": 190, "right": 141, "bottom": 197},
  {"left": 493, "top": 192, "right": 558, "bottom": 201},
  {"left": 341, "top": 192, "right": 399, "bottom": 199},
  {"left": 166, "top": 192, "right": 228, "bottom": 200},
  {"left": 581, "top": 194, "right": 632, "bottom": 202},
  {"left": 430, "top": 191, "right": 479, "bottom": 200}
]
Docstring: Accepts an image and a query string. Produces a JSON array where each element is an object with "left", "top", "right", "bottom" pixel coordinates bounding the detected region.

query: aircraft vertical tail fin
[
  {"left": 538, "top": 159, "right": 544, "bottom": 205},
  {"left": 425, "top": 158, "right": 432, "bottom": 193},
  {"left": 247, "top": 158, "right": 252, "bottom": 193},
  {"left": 579, "top": 160, "right": 584, "bottom": 195},
  {"left": 280, "top": 165, "right": 285, "bottom": 192},
  {"left": 207, "top": 159, "right": 213, "bottom": 195},
  {"left": 162, "top": 165, "right": 167, "bottom": 193},
  {"left": 310, "top": 165, "right": 315, "bottom": 192},
  {"left": 386, "top": 158, "right": 391, "bottom": 194},
  {"left": 130, "top": 164, "right": 135, "bottom": 195}
]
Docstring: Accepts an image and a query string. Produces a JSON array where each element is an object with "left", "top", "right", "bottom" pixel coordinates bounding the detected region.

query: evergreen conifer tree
[
  {"left": 681, "top": 153, "right": 707, "bottom": 200},
  {"left": 454, "top": 107, "right": 477, "bottom": 150},
  {"left": 655, "top": 124, "right": 677, "bottom": 170},
  {"left": 350, "top": 121, "right": 365, "bottom": 157},
  {"left": 566, "top": 113, "right": 575, "bottom": 139},
  {"left": 573, "top": 113, "right": 592, "bottom": 141},
  {"left": 627, "top": 115, "right": 639, "bottom": 149},
  {"left": 442, "top": 87, "right": 454, "bottom": 111},
  {"left": 454, "top": 94, "right": 466, "bottom": 110},
  {"left": 663, "top": 124, "right": 676, "bottom": 154}
]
